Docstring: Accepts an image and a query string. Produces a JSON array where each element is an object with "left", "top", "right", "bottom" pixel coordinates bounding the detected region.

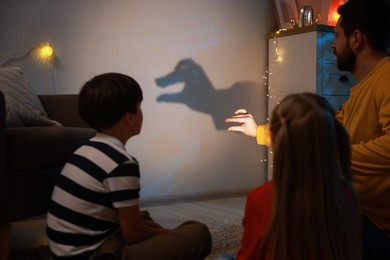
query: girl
[{"left": 236, "top": 93, "right": 361, "bottom": 260}]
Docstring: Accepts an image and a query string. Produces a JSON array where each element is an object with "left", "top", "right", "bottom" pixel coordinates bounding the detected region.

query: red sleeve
[{"left": 236, "top": 181, "right": 273, "bottom": 260}]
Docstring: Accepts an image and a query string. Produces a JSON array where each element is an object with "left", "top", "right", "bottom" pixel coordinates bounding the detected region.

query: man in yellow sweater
[{"left": 226, "top": 0, "right": 390, "bottom": 258}]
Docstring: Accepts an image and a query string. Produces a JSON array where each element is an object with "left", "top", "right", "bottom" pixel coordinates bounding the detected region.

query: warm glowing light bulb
[
  {"left": 331, "top": 12, "right": 340, "bottom": 25},
  {"left": 40, "top": 44, "right": 53, "bottom": 59},
  {"left": 328, "top": 0, "right": 345, "bottom": 26}
]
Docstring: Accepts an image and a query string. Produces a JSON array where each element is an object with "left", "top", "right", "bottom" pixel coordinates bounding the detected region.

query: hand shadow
[{"left": 155, "top": 58, "right": 262, "bottom": 130}]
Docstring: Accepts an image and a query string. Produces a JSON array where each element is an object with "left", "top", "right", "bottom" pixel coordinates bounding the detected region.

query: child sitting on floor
[{"left": 46, "top": 72, "right": 212, "bottom": 259}]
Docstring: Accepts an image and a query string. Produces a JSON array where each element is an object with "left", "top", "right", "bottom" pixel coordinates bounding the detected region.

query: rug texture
[
  {"left": 205, "top": 217, "right": 243, "bottom": 259},
  {"left": 9, "top": 218, "right": 243, "bottom": 260}
]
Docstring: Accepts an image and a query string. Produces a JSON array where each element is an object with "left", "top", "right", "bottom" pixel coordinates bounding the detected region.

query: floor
[{"left": 10, "top": 196, "right": 246, "bottom": 252}]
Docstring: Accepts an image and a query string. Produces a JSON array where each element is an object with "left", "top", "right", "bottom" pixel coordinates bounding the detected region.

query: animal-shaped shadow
[{"left": 155, "top": 58, "right": 262, "bottom": 130}]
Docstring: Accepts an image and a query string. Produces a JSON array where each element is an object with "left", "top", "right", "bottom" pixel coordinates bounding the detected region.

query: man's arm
[
  {"left": 225, "top": 109, "right": 271, "bottom": 146},
  {"left": 225, "top": 109, "right": 258, "bottom": 137}
]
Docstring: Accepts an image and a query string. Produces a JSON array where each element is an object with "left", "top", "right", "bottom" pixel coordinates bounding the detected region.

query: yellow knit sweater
[{"left": 257, "top": 57, "right": 390, "bottom": 232}]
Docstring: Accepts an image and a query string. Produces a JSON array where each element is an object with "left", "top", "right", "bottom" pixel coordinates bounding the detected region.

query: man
[{"left": 226, "top": 0, "right": 390, "bottom": 258}]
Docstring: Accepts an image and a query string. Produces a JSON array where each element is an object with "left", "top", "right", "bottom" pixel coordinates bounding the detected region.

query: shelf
[{"left": 268, "top": 24, "right": 334, "bottom": 38}]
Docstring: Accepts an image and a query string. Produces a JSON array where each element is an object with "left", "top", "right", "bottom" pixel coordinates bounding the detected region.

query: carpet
[
  {"left": 9, "top": 218, "right": 243, "bottom": 260},
  {"left": 205, "top": 217, "right": 243, "bottom": 259}
]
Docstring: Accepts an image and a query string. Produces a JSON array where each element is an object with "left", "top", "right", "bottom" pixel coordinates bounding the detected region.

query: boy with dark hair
[{"left": 47, "top": 73, "right": 212, "bottom": 259}]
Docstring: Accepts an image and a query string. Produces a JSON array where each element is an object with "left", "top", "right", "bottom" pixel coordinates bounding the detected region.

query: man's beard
[{"left": 335, "top": 45, "right": 356, "bottom": 72}]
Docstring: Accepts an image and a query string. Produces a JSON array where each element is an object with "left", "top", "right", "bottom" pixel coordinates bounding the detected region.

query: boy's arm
[{"left": 118, "top": 204, "right": 166, "bottom": 244}]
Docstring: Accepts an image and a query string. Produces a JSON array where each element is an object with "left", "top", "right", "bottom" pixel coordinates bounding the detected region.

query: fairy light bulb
[{"left": 39, "top": 44, "right": 53, "bottom": 59}]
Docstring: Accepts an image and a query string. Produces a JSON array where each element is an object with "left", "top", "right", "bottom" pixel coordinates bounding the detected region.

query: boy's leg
[
  {"left": 88, "top": 211, "right": 162, "bottom": 260},
  {"left": 88, "top": 231, "right": 123, "bottom": 260},
  {"left": 122, "top": 220, "right": 212, "bottom": 260}
]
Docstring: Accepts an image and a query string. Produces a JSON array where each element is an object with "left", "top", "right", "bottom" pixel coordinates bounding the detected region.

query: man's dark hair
[
  {"left": 338, "top": 0, "right": 390, "bottom": 53},
  {"left": 79, "top": 72, "right": 143, "bottom": 132}
]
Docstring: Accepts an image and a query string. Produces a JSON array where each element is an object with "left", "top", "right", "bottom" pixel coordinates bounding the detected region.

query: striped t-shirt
[{"left": 47, "top": 133, "right": 140, "bottom": 259}]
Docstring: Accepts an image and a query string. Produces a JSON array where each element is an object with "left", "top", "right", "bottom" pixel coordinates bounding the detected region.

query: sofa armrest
[
  {"left": 0, "top": 91, "right": 6, "bottom": 132},
  {"left": 39, "top": 94, "right": 89, "bottom": 128},
  {"left": 0, "top": 91, "right": 6, "bottom": 217},
  {"left": 0, "top": 91, "right": 6, "bottom": 167}
]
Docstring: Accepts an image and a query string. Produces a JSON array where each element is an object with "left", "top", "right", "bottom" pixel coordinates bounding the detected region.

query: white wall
[{"left": 0, "top": 0, "right": 277, "bottom": 201}]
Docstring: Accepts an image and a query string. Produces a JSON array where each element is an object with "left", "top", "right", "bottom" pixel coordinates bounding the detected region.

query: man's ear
[{"left": 350, "top": 29, "right": 364, "bottom": 51}]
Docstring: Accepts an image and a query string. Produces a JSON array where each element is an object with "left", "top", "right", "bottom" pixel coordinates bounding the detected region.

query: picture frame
[{"left": 273, "top": 0, "right": 299, "bottom": 30}]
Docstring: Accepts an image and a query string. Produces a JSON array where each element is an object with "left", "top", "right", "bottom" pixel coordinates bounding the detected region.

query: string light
[
  {"left": 0, "top": 43, "right": 57, "bottom": 93},
  {"left": 39, "top": 44, "right": 54, "bottom": 60},
  {"left": 266, "top": 29, "right": 284, "bottom": 121},
  {"left": 34, "top": 43, "right": 56, "bottom": 93},
  {"left": 263, "top": 29, "right": 286, "bottom": 176}
]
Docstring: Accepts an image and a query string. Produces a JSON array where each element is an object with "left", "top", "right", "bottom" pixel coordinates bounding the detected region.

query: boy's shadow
[{"left": 155, "top": 58, "right": 262, "bottom": 130}]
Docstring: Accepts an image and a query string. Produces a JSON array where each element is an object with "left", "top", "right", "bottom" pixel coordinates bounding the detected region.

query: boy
[{"left": 47, "top": 73, "right": 212, "bottom": 259}]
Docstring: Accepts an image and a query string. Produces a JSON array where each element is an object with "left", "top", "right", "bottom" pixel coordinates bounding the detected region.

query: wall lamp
[
  {"left": 0, "top": 43, "right": 55, "bottom": 66},
  {"left": 0, "top": 43, "right": 57, "bottom": 93},
  {"left": 38, "top": 44, "right": 54, "bottom": 61}
]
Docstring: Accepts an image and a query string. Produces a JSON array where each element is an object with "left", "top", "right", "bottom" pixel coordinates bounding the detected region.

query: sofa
[{"left": 0, "top": 89, "right": 96, "bottom": 257}]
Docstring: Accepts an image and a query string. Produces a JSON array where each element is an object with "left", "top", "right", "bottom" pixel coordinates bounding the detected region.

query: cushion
[{"left": 0, "top": 67, "right": 62, "bottom": 127}]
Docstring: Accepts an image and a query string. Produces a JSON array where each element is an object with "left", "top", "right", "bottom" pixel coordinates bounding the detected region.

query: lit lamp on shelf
[{"left": 328, "top": 0, "right": 345, "bottom": 26}]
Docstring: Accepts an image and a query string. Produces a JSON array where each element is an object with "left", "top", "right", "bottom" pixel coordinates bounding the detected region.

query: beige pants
[{"left": 91, "top": 220, "right": 212, "bottom": 260}]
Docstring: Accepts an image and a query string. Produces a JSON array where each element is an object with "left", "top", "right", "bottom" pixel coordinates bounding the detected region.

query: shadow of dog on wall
[{"left": 155, "top": 58, "right": 262, "bottom": 130}]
